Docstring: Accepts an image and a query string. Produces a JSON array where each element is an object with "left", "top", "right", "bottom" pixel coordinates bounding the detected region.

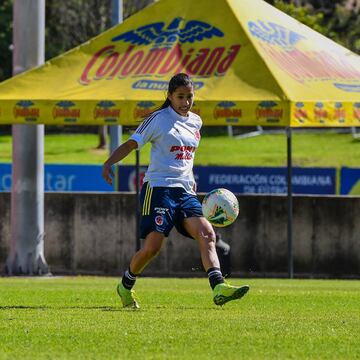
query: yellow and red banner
[{"left": 0, "top": 0, "right": 359, "bottom": 126}]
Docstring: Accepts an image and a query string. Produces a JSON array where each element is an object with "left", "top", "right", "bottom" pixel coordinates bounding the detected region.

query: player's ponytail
[{"left": 158, "top": 98, "right": 171, "bottom": 110}]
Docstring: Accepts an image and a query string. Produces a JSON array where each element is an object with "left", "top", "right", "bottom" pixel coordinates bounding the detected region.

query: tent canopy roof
[{"left": 1, "top": 0, "right": 360, "bottom": 126}]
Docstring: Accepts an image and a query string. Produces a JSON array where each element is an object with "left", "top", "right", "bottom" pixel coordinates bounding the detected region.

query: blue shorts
[{"left": 140, "top": 182, "right": 203, "bottom": 239}]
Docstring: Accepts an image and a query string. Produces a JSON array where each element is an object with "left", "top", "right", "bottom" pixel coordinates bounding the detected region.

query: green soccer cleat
[
  {"left": 213, "top": 282, "right": 249, "bottom": 306},
  {"left": 117, "top": 283, "right": 140, "bottom": 309}
]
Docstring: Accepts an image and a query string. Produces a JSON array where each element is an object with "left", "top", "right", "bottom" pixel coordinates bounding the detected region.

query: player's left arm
[
  {"left": 192, "top": 171, "right": 197, "bottom": 192},
  {"left": 102, "top": 139, "right": 137, "bottom": 185}
]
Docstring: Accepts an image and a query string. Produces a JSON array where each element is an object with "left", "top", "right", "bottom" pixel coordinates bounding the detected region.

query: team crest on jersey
[
  {"left": 155, "top": 215, "right": 164, "bottom": 226},
  {"left": 194, "top": 130, "right": 201, "bottom": 141}
]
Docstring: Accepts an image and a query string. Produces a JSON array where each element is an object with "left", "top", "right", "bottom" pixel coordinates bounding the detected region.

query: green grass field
[
  {"left": 1, "top": 277, "right": 360, "bottom": 359},
  {"left": 1, "top": 131, "right": 359, "bottom": 167}
]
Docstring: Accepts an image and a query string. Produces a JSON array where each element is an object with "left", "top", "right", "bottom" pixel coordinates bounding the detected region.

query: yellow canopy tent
[
  {"left": 2, "top": 0, "right": 360, "bottom": 277},
  {"left": 1, "top": 0, "right": 360, "bottom": 126}
]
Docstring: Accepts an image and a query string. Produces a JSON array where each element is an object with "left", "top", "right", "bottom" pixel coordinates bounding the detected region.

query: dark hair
[
  {"left": 142, "top": 73, "right": 194, "bottom": 119},
  {"left": 159, "top": 73, "right": 194, "bottom": 110}
]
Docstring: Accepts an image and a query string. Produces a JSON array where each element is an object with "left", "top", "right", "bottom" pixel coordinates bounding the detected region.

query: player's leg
[
  {"left": 129, "top": 231, "right": 165, "bottom": 274},
  {"left": 182, "top": 216, "right": 224, "bottom": 285},
  {"left": 183, "top": 216, "right": 219, "bottom": 270},
  {"left": 117, "top": 231, "right": 165, "bottom": 308},
  {"left": 117, "top": 183, "right": 173, "bottom": 308},
  {"left": 183, "top": 215, "right": 249, "bottom": 306}
]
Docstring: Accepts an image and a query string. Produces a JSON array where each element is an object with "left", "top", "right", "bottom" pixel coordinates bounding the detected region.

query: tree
[
  {"left": 45, "top": 0, "right": 156, "bottom": 60},
  {"left": 269, "top": 0, "right": 360, "bottom": 53},
  {"left": 274, "top": 0, "right": 328, "bottom": 33},
  {"left": 0, "top": 0, "right": 13, "bottom": 82},
  {"left": 327, "top": 0, "right": 360, "bottom": 53},
  {"left": 45, "top": 0, "right": 111, "bottom": 60}
]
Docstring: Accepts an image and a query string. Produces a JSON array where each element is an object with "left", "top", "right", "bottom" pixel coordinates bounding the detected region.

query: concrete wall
[{"left": 1, "top": 192, "right": 359, "bottom": 277}]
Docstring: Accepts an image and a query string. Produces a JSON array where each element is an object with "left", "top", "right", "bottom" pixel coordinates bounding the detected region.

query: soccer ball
[{"left": 202, "top": 188, "right": 239, "bottom": 227}]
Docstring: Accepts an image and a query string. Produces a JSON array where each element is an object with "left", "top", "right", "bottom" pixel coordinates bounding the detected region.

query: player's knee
[{"left": 198, "top": 226, "right": 216, "bottom": 244}]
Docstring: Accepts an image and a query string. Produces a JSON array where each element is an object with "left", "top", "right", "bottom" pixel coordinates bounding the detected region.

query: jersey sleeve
[{"left": 129, "top": 112, "right": 160, "bottom": 149}]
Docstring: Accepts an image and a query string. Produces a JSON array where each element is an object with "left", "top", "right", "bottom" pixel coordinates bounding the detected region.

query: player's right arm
[{"left": 102, "top": 139, "right": 138, "bottom": 185}]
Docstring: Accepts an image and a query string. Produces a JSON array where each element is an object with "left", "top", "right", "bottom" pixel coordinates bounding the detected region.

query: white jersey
[{"left": 130, "top": 106, "right": 202, "bottom": 194}]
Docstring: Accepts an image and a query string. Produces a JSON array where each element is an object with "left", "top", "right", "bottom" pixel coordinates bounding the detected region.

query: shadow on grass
[
  {"left": 1, "top": 305, "right": 219, "bottom": 311},
  {"left": 0, "top": 305, "right": 125, "bottom": 312}
]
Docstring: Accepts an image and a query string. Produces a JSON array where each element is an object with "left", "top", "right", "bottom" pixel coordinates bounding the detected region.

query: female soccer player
[{"left": 102, "top": 73, "right": 249, "bottom": 308}]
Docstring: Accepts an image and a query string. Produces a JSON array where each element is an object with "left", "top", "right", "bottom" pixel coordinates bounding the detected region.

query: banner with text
[
  {"left": 0, "top": 163, "right": 338, "bottom": 195},
  {"left": 340, "top": 167, "right": 360, "bottom": 195},
  {"left": 0, "top": 164, "right": 113, "bottom": 192},
  {"left": 118, "top": 165, "right": 336, "bottom": 195}
]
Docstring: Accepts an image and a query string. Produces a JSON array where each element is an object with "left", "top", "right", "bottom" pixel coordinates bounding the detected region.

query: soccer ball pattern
[{"left": 202, "top": 188, "right": 239, "bottom": 227}]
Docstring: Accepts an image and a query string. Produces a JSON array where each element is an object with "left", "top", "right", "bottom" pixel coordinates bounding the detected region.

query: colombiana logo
[
  {"left": 248, "top": 19, "right": 360, "bottom": 88},
  {"left": 53, "top": 101, "right": 80, "bottom": 123},
  {"left": 112, "top": 17, "right": 223, "bottom": 48},
  {"left": 94, "top": 101, "right": 121, "bottom": 123},
  {"left": 256, "top": 101, "right": 283, "bottom": 123},
  {"left": 80, "top": 18, "right": 241, "bottom": 88},
  {"left": 14, "top": 100, "right": 40, "bottom": 122},
  {"left": 248, "top": 20, "right": 304, "bottom": 50},
  {"left": 213, "top": 101, "right": 242, "bottom": 123}
]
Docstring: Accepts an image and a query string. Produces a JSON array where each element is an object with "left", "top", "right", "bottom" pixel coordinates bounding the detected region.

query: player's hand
[{"left": 102, "top": 163, "right": 114, "bottom": 185}]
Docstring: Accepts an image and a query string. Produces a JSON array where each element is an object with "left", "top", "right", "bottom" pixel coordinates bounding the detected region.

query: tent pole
[
  {"left": 109, "top": 0, "right": 123, "bottom": 191},
  {"left": 135, "top": 149, "right": 141, "bottom": 251},
  {"left": 286, "top": 127, "right": 294, "bottom": 279},
  {"left": 6, "top": 0, "right": 49, "bottom": 275}
]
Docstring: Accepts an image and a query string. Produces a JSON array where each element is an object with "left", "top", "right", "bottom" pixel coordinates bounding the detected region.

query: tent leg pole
[
  {"left": 6, "top": 0, "right": 49, "bottom": 276},
  {"left": 286, "top": 127, "right": 294, "bottom": 279},
  {"left": 109, "top": 0, "right": 123, "bottom": 192},
  {"left": 135, "top": 149, "right": 141, "bottom": 252}
]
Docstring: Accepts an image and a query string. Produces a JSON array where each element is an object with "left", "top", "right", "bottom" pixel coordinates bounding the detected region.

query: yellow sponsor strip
[
  {"left": 1, "top": 0, "right": 360, "bottom": 127},
  {"left": 290, "top": 101, "right": 358, "bottom": 127}
]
